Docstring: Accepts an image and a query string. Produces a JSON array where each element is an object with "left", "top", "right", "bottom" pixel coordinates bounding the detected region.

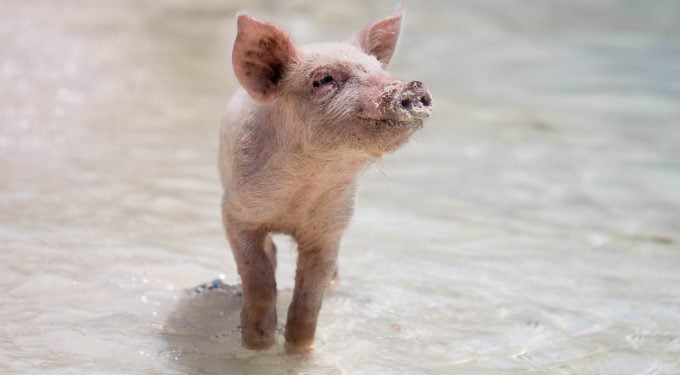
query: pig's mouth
[{"left": 358, "top": 117, "right": 424, "bottom": 130}]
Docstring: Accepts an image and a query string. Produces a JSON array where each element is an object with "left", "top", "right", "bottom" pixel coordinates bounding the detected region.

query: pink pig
[{"left": 219, "top": 8, "right": 432, "bottom": 350}]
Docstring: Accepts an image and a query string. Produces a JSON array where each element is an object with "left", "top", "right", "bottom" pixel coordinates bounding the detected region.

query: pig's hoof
[
  {"left": 241, "top": 328, "right": 276, "bottom": 350},
  {"left": 284, "top": 339, "right": 314, "bottom": 354},
  {"left": 284, "top": 330, "right": 315, "bottom": 351},
  {"left": 240, "top": 306, "right": 277, "bottom": 350}
]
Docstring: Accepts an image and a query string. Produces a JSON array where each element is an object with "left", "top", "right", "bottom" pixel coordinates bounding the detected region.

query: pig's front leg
[
  {"left": 285, "top": 239, "right": 340, "bottom": 349},
  {"left": 224, "top": 217, "right": 278, "bottom": 349}
]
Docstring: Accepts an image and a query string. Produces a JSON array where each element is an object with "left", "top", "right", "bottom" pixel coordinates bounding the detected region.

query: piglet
[{"left": 219, "top": 9, "right": 432, "bottom": 350}]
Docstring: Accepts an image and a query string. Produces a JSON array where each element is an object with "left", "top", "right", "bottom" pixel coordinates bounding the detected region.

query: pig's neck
[
  {"left": 273, "top": 108, "right": 376, "bottom": 207},
  {"left": 280, "top": 139, "right": 375, "bottom": 186},
  {"left": 273, "top": 104, "right": 378, "bottom": 170}
]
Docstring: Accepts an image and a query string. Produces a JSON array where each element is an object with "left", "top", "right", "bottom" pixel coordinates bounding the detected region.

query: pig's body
[
  {"left": 219, "top": 89, "right": 370, "bottom": 233},
  {"left": 219, "top": 11, "right": 432, "bottom": 350}
]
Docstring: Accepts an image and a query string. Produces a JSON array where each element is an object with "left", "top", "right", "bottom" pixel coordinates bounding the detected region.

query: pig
[{"left": 219, "top": 8, "right": 432, "bottom": 350}]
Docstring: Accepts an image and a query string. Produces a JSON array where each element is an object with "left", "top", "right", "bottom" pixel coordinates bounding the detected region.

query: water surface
[{"left": 1, "top": 0, "right": 679, "bottom": 373}]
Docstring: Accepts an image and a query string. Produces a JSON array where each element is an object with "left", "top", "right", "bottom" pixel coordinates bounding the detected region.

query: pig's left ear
[
  {"left": 232, "top": 14, "right": 296, "bottom": 102},
  {"left": 355, "top": 8, "right": 404, "bottom": 66}
]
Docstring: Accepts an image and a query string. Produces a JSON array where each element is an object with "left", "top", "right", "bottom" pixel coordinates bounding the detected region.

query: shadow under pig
[{"left": 161, "top": 280, "right": 342, "bottom": 374}]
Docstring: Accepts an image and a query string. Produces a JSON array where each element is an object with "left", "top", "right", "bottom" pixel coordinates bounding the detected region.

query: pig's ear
[
  {"left": 232, "top": 14, "right": 296, "bottom": 102},
  {"left": 355, "top": 8, "right": 403, "bottom": 66}
]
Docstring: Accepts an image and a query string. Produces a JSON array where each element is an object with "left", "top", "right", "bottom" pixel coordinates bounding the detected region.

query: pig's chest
[
  {"left": 237, "top": 155, "right": 366, "bottom": 231},
  {"left": 277, "top": 162, "right": 357, "bottom": 217}
]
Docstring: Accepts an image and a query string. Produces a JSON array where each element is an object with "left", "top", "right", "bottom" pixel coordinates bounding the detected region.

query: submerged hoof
[
  {"left": 242, "top": 333, "right": 276, "bottom": 350},
  {"left": 284, "top": 340, "right": 314, "bottom": 355}
]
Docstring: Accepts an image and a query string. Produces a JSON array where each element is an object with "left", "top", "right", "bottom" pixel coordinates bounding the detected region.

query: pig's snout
[{"left": 394, "top": 81, "right": 432, "bottom": 121}]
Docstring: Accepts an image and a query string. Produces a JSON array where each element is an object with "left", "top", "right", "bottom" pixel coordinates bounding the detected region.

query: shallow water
[{"left": 2, "top": 0, "right": 679, "bottom": 373}]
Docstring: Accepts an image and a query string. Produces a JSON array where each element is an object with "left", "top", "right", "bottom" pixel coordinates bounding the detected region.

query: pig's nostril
[
  {"left": 400, "top": 99, "right": 412, "bottom": 109},
  {"left": 420, "top": 95, "right": 432, "bottom": 107}
]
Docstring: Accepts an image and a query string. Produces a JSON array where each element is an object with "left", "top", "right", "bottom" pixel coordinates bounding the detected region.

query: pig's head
[{"left": 232, "top": 9, "right": 432, "bottom": 157}]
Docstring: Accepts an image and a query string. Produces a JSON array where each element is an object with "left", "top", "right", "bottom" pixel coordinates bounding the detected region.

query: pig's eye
[{"left": 312, "top": 74, "right": 334, "bottom": 88}]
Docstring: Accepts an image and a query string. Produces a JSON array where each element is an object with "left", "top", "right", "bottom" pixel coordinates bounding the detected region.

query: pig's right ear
[{"left": 232, "top": 14, "right": 296, "bottom": 102}]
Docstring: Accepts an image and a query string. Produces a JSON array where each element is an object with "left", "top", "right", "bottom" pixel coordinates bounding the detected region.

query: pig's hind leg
[
  {"left": 264, "top": 234, "right": 277, "bottom": 271},
  {"left": 224, "top": 219, "right": 278, "bottom": 349}
]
